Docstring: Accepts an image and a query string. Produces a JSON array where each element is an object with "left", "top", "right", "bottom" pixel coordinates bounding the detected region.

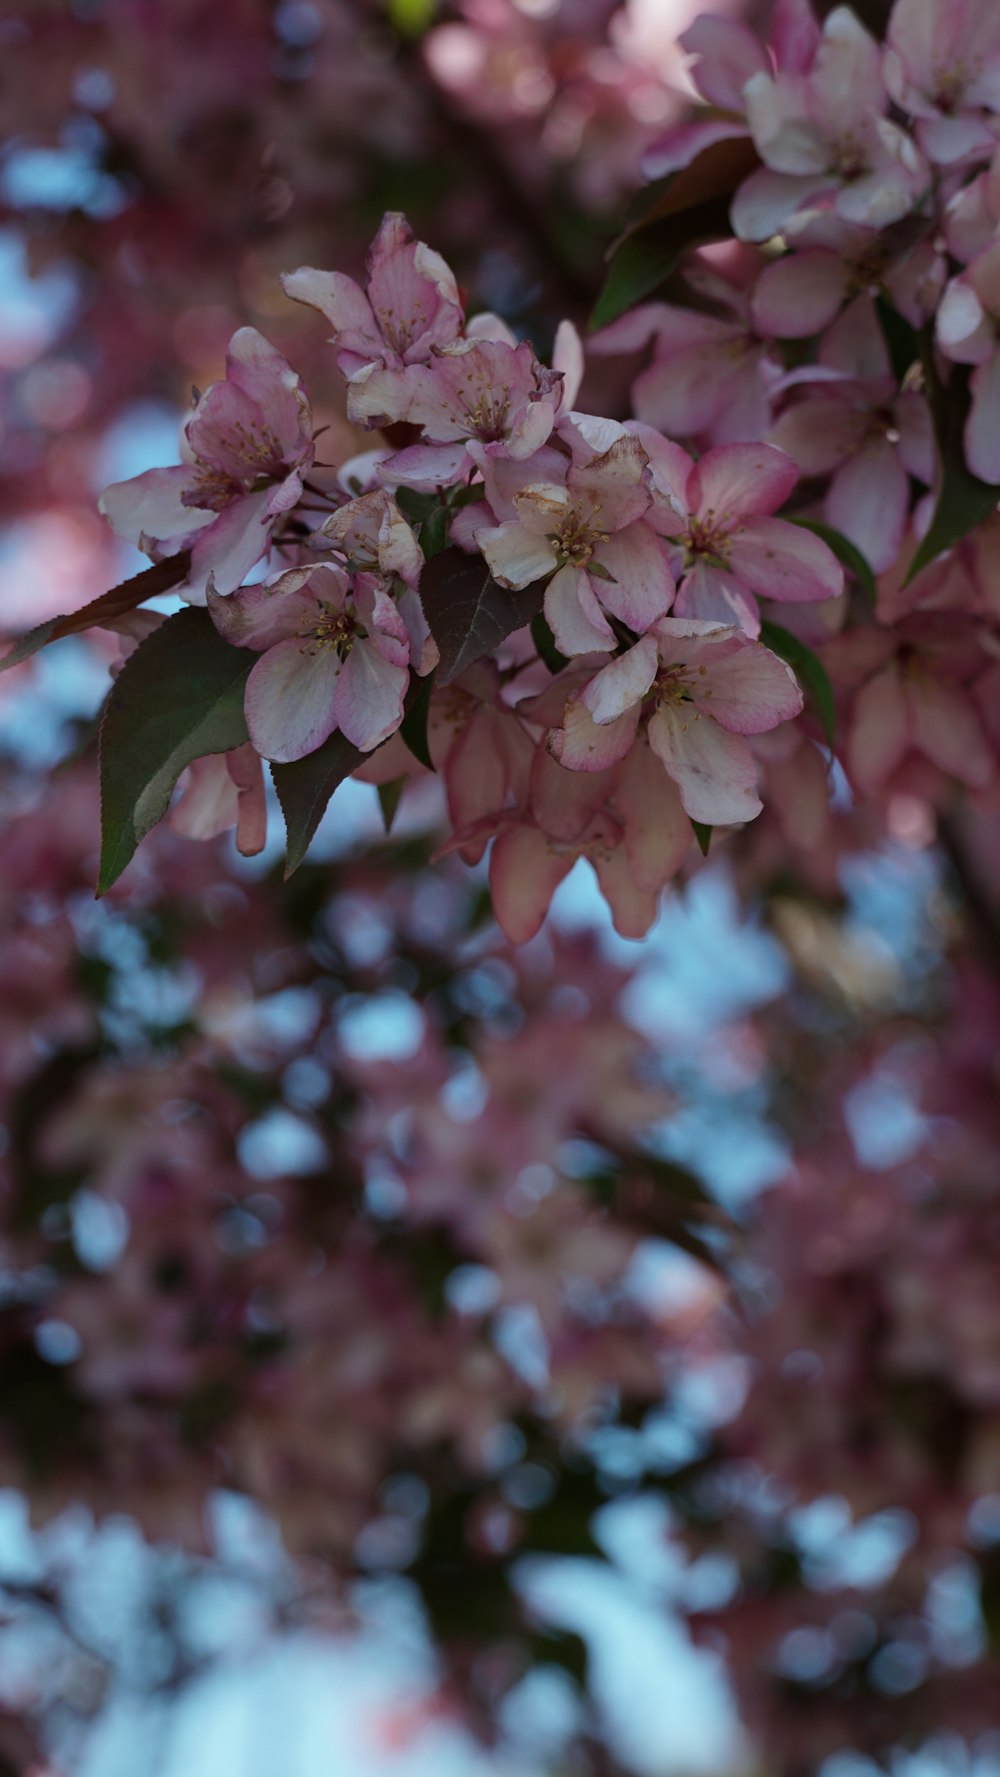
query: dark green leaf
[
  {"left": 271, "top": 727, "right": 367, "bottom": 879},
  {"left": 530, "top": 612, "right": 569, "bottom": 674},
  {"left": 418, "top": 548, "right": 546, "bottom": 684},
  {"left": 394, "top": 488, "right": 438, "bottom": 525},
  {"left": 97, "top": 606, "right": 252, "bottom": 893},
  {"left": 760, "top": 619, "right": 836, "bottom": 748},
  {"left": 905, "top": 362, "right": 999, "bottom": 583},
  {"left": 691, "top": 820, "right": 712, "bottom": 856},
  {"left": 875, "top": 297, "right": 919, "bottom": 386},
  {"left": 590, "top": 135, "right": 760, "bottom": 331},
  {"left": 400, "top": 669, "right": 436, "bottom": 770},
  {"left": 789, "top": 517, "right": 877, "bottom": 608},
  {"left": 377, "top": 777, "right": 406, "bottom": 833},
  {"left": 421, "top": 505, "right": 450, "bottom": 559},
  {"left": 1, "top": 551, "right": 192, "bottom": 675}
]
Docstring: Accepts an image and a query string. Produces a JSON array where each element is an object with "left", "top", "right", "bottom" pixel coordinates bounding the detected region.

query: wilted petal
[{"left": 649, "top": 702, "right": 763, "bottom": 822}]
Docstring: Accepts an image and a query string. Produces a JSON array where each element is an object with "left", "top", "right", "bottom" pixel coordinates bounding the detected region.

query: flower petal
[
  {"left": 727, "top": 514, "right": 844, "bottom": 602},
  {"left": 648, "top": 703, "right": 762, "bottom": 823},
  {"left": 245, "top": 638, "right": 341, "bottom": 762},
  {"left": 544, "top": 565, "right": 617, "bottom": 657},
  {"left": 691, "top": 443, "right": 799, "bottom": 523}
]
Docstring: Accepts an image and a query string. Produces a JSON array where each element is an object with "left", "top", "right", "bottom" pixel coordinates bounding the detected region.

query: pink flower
[
  {"left": 634, "top": 433, "right": 843, "bottom": 634},
  {"left": 885, "top": 0, "right": 1000, "bottom": 165},
  {"left": 207, "top": 563, "right": 409, "bottom": 761},
  {"left": 733, "top": 7, "right": 927, "bottom": 241},
  {"left": 937, "top": 242, "right": 1000, "bottom": 482},
  {"left": 321, "top": 489, "right": 423, "bottom": 587},
  {"left": 752, "top": 215, "right": 946, "bottom": 339},
  {"left": 548, "top": 617, "right": 804, "bottom": 825},
  {"left": 169, "top": 745, "right": 267, "bottom": 857},
  {"left": 281, "top": 212, "right": 463, "bottom": 426},
  {"left": 590, "top": 248, "right": 780, "bottom": 446},
  {"left": 769, "top": 298, "right": 935, "bottom": 572},
  {"left": 475, "top": 419, "right": 675, "bottom": 656},
  {"left": 99, "top": 328, "right": 313, "bottom": 604}
]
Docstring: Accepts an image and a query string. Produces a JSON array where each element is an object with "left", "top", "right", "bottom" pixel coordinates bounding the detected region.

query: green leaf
[
  {"left": 789, "top": 517, "right": 877, "bottom": 608},
  {"left": 1, "top": 551, "right": 192, "bottom": 675},
  {"left": 875, "top": 297, "right": 919, "bottom": 386},
  {"left": 98, "top": 606, "right": 252, "bottom": 893},
  {"left": 270, "top": 727, "right": 367, "bottom": 878},
  {"left": 590, "top": 135, "right": 760, "bottom": 331},
  {"left": 377, "top": 777, "right": 406, "bottom": 834},
  {"left": 400, "top": 669, "right": 436, "bottom": 770},
  {"left": 418, "top": 548, "right": 546, "bottom": 683},
  {"left": 530, "top": 612, "right": 569, "bottom": 674},
  {"left": 691, "top": 820, "right": 712, "bottom": 856},
  {"left": 421, "top": 505, "right": 450, "bottom": 559},
  {"left": 905, "top": 363, "right": 999, "bottom": 583},
  {"left": 760, "top": 619, "right": 836, "bottom": 748},
  {"left": 394, "top": 488, "right": 438, "bottom": 525}
]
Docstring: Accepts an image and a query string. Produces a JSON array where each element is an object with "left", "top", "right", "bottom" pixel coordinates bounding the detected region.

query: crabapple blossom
[
  {"left": 885, "top": 0, "right": 1000, "bottom": 165},
  {"left": 207, "top": 563, "right": 409, "bottom": 761},
  {"left": 733, "top": 6, "right": 927, "bottom": 241},
  {"left": 476, "top": 421, "right": 675, "bottom": 655},
  {"left": 549, "top": 616, "right": 804, "bottom": 825},
  {"left": 937, "top": 241, "right": 1000, "bottom": 482},
  {"left": 634, "top": 434, "right": 843, "bottom": 634},
  {"left": 99, "top": 329, "right": 314, "bottom": 603}
]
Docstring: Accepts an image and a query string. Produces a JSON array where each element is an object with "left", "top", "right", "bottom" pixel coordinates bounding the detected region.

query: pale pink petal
[
  {"left": 581, "top": 635, "right": 659, "bottom": 724},
  {"left": 820, "top": 295, "right": 891, "bottom": 380},
  {"left": 567, "top": 434, "right": 651, "bottom": 532},
  {"left": 380, "top": 441, "right": 471, "bottom": 487},
  {"left": 674, "top": 562, "right": 761, "bottom": 634},
  {"left": 731, "top": 167, "right": 833, "bottom": 241},
  {"left": 332, "top": 639, "right": 408, "bottom": 751},
  {"left": 592, "top": 848, "right": 660, "bottom": 940},
  {"left": 227, "top": 743, "right": 267, "bottom": 856},
  {"left": 245, "top": 639, "right": 341, "bottom": 762},
  {"left": 477, "top": 520, "right": 558, "bottom": 589},
  {"left": 768, "top": 394, "right": 869, "bottom": 476},
  {"left": 345, "top": 363, "right": 418, "bottom": 428},
  {"left": 530, "top": 747, "right": 615, "bottom": 841},
  {"left": 752, "top": 250, "right": 849, "bottom": 338},
  {"left": 728, "top": 514, "right": 844, "bottom": 603},
  {"left": 641, "top": 119, "right": 751, "bottom": 182},
  {"left": 544, "top": 565, "right": 617, "bottom": 657},
  {"left": 612, "top": 740, "right": 691, "bottom": 892},
  {"left": 98, "top": 466, "right": 214, "bottom": 548},
  {"left": 465, "top": 312, "right": 518, "bottom": 345},
  {"left": 549, "top": 690, "right": 640, "bottom": 771},
  {"left": 692, "top": 443, "right": 799, "bottom": 522},
  {"left": 207, "top": 574, "right": 335, "bottom": 650},
  {"left": 770, "top": 0, "right": 821, "bottom": 73},
  {"left": 936, "top": 278, "right": 993, "bottom": 363},
  {"left": 589, "top": 302, "right": 673, "bottom": 357},
  {"left": 648, "top": 703, "right": 763, "bottom": 823},
  {"left": 187, "top": 489, "right": 275, "bottom": 603},
  {"left": 824, "top": 439, "right": 909, "bottom": 574},
  {"left": 170, "top": 755, "right": 241, "bottom": 843},
  {"left": 680, "top": 14, "right": 770, "bottom": 110},
  {"left": 906, "top": 671, "right": 994, "bottom": 785},
  {"left": 847, "top": 664, "right": 909, "bottom": 791},
  {"left": 280, "top": 267, "right": 378, "bottom": 352},
  {"left": 552, "top": 320, "right": 584, "bottom": 412},
  {"left": 693, "top": 641, "right": 803, "bottom": 733},
  {"left": 966, "top": 351, "right": 1000, "bottom": 483},
  {"left": 489, "top": 826, "right": 572, "bottom": 945},
  {"left": 591, "top": 526, "right": 674, "bottom": 632},
  {"left": 632, "top": 338, "right": 745, "bottom": 437},
  {"left": 225, "top": 328, "right": 311, "bottom": 459}
]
